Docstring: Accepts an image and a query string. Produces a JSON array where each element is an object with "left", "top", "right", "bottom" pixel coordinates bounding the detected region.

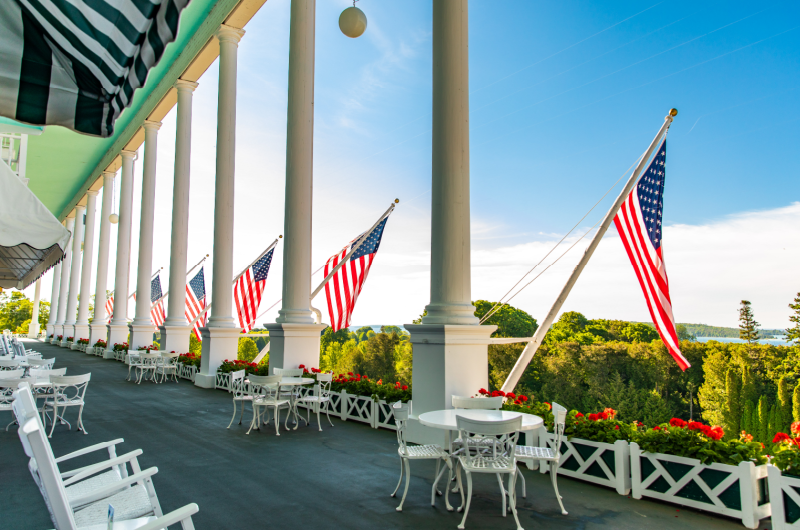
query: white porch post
[
  {"left": 90, "top": 172, "right": 114, "bottom": 348},
  {"left": 196, "top": 26, "right": 245, "bottom": 388},
  {"left": 54, "top": 216, "right": 74, "bottom": 343},
  {"left": 73, "top": 190, "right": 98, "bottom": 343},
  {"left": 28, "top": 279, "right": 41, "bottom": 338},
  {"left": 406, "top": 0, "right": 494, "bottom": 444},
  {"left": 160, "top": 79, "right": 198, "bottom": 354},
  {"left": 45, "top": 262, "right": 61, "bottom": 339},
  {"left": 63, "top": 205, "right": 86, "bottom": 347},
  {"left": 107, "top": 151, "right": 136, "bottom": 350},
  {"left": 266, "top": 0, "right": 325, "bottom": 373},
  {"left": 130, "top": 122, "right": 161, "bottom": 349}
]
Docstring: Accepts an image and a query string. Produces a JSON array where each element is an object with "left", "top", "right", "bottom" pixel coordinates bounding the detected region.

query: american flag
[
  {"left": 613, "top": 139, "right": 690, "bottom": 370},
  {"left": 150, "top": 275, "right": 166, "bottom": 328},
  {"left": 234, "top": 249, "right": 274, "bottom": 332},
  {"left": 105, "top": 295, "right": 113, "bottom": 320},
  {"left": 324, "top": 217, "right": 388, "bottom": 332},
  {"left": 185, "top": 267, "right": 207, "bottom": 341}
]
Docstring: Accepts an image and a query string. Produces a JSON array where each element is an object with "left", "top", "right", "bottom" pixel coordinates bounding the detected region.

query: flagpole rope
[{"left": 479, "top": 153, "right": 643, "bottom": 324}]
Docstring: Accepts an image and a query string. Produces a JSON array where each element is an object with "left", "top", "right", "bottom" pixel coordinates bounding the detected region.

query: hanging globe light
[
  {"left": 109, "top": 213, "right": 119, "bottom": 224},
  {"left": 339, "top": 1, "right": 367, "bottom": 38}
]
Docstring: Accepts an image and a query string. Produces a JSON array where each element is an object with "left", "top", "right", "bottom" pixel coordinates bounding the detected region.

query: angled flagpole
[
  {"left": 500, "top": 109, "right": 678, "bottom": 393},
  {"left": 122, "top": 267, "right": 163, "bottom": 301},
  {"left": 188, "top": 237, "right": 282, "bottom": 326},
  {"left": 157, "top": 254, "right": 209, "bottom": 302},
  {"left": 310, "top": 199, "right": 398, "bottom": 301}
]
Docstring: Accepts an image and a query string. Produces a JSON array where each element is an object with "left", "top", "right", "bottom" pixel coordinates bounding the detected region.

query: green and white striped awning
[{"left": 0, "top": 0, "right": 190, "bottom": 137}]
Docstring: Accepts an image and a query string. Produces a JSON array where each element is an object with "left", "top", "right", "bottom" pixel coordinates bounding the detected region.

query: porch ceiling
[{"left": 24, "top": 0, "right": 267, "bottom": 221}]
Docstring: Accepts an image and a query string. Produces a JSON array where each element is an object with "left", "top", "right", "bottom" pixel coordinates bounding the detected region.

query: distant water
[{"left": 697, "top": 336, "right": 792, "bottom": 346}]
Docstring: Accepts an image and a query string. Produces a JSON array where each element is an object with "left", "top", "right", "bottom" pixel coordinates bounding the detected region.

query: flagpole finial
[
  {"left": 279, "top": 235, "right": 283, "bottom": 238},
  {"left": 395, "top": 198, "right": 399, "bottom": 203},
  {"left": 669, "top": 108, "right": 678, "bottom": 117}
]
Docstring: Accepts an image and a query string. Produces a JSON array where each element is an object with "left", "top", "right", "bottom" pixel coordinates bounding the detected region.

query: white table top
[
  {"left": 278, "top": 377, "right": 315, "bottom": 386},
  {"left": 418, "top": 409, "right": 543, "bottom": 431}
]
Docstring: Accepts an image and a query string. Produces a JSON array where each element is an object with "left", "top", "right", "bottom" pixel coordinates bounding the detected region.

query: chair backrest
[
  {"left": 29, "top": 368, "right": 68, "bottom": 382},
  {"left": 275, "top": 368, "right": 303, "bottom": 377},
  {"left": 452, "top": 395, "right": 504, "bottom": 410},
  {"left": 551, "top": 402, "right": 567, "bottom": 454},
  {"left": 13, "top": 384, "right": 79, "bottom": 529},
  {"left": 0, "top": 358, "right": 21, "bottom": 369},
  {"left": 230, "top": 370, "right": 247, "bottom": 398},
  {"left": 392, "top": 401, "right": 410, "bottom": 454},
  {"left": 50, "top": 374, "right": 91, "bottom": 404},
  {"left": 456, "top": 414, "right": 522, "bottom": 462},
  {"left": 141, "top": 353, "right": 160, "bottom": 365},
  {"left": 27, "top": 358, "right": 55, "bottom": 369},
  {"left": 248, "top": 374, "right": 283, "bottom": 398},
  {"left": 316, "top": 372, "right": 332, "bottom": 397},
  {"left": 0, "top": 378, "right": 32, "bottom": 405},
  {"left": 0, "top": 369, "right": 26, "bottom": 379}
]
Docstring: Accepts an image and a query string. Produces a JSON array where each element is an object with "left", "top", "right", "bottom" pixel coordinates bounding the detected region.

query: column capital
[
  {"left": 102, "top": 169, "right": 116, "bottom": 178},
  {"left": 175, "top": 78, "right": 199, "bottom": 92},
  {"left": 86, "top": 189, "right": 99, "bottom": 197},
  {"left": 143, "top": 120, "right": 162, "bottom": 131},
  {"left": 74, "top": 204, "right": 86, "bottom": 212},
  {"left": 216, "top": 24, "right": 245, "bottom": 44},
  {"left": 120, "top": 150, "right": 137, "bottom": 160}
]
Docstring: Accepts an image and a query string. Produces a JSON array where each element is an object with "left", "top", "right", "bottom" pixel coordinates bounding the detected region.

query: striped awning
[{"left": 0, "top": 0, "right": 190, "bottom": 138}]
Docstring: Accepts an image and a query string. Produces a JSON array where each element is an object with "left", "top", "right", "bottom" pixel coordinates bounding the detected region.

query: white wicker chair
[
  {"left": 42, "top": 374, "right": 91, "bottom": 437},
  {"left": 12, "top": 384, "right": 200, "bottom": 529},
  {"left": 227, "top": 370, "right": 253, "bottom": 428},
  {"left": 247, "top": 375, "right": 291, "bottom": 436},
  {"left": 454, "top": 415, "right": 523, "bottom": 530},
  {"left": 514, "top": 402, "right": 568, "bottom": 515},
  {"left": 295, "top": 372, "right": 334, "bottom": 431},
  {"left": 391, "top": 401, "right": 453, "bottom": 512}
]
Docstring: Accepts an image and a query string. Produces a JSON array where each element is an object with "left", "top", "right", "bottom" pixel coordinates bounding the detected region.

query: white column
[
  {"left": 130, "top": 121, "right": 161, "bottom": 349},
  {"left": 63, "top": 205, "right": 86, "bottom": 347},
  {"left": 406, "top": 0, "right": 493, "bottom": 444},
  {"left": 28, "top": 278, "right": 41, "bottom": 338},
  {"left": 74, "top": 190, "right": 98, "bottom": 343},
  {"left": 196, "top": 25, "right": 246, "bottom": 388},
  {"left": 107, "top": 151, "right": 136, "bottom": 349},
  {"left": 160, "top": 79, "right": 198, "bottom": 354},
  {"left": 90, "top": 172, "right": 115, "bottom": 349},
  {"left": 45, "top": 262, "right": 61, "bottom": 339},
  {"left": 266, "top": 0, "right": 325, "bottom": 374},
  {"left": 54, "top": 216, "right": 74, "bottom": 343}
]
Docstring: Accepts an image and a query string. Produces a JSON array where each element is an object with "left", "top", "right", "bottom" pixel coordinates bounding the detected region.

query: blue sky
[{"left": 27, "top": 0, "right": 800, "bottom": 330}]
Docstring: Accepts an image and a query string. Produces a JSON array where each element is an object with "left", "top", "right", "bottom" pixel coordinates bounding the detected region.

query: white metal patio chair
[
  {"left": 135, "top": 353, "right": 159, "bottom": 384},
  {"left": 27, "top": 357, "right": 56, "bottom": 370},
  {"left": 391, "top": 401, "right": 453, "bottom": 512},
  {"left": 227, "top": 370, "right": 253, "bottom": 428},
  {"left": 514, "top": 402, "right": 568, "bottom": 515},
  {"left": 0, "top": 358, "right": 21, "bottom": 370},
  {"left": 42, "top": 373, "right": 91, "bottom": 437},
  {"left": 451, "top": 395, "right": 505, "bottom": 454},
  {"left": 125, "top": 350, "right": 143, "bottom": 381},
  {"left": 29, "top": 367, "right": 68, "bottom": 414},
  {"left": 12, "top": 384, "right": 200, "bottom": 529},
  {"left": 247, "top": 375, "right": 292, "bottom": 436},
  {"left": 1, "top": 377, "right": 31, "bottom": 430},
  {"left": 155, "top": 352, "right": 180, "bottom": 383},
  {"left": 295, "top": 372, "right": 334, "bottom": 431},
  {"left": 454, "top": 414, "right": 523, "bottom": 530}
]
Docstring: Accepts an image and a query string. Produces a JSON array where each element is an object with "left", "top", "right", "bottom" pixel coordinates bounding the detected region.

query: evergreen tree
[
  {"left": 739, "top": 300, "right": 761, "bottom": 364},
  {"left": 758, "top": 395, "right": 769, "bottom": 443},
  {"left": 779, "top": 376, "right": 794, "bottom": 432},
  {"left": 749, "top": 401, "right": 760, "bottom": 440},
  {"left": 769, "top": 404, "right": 780, "bottom": 443},
  {"left": 793, "top": 382, "right": 800, "bottom": 423},
  {"left": 787, "top": 293, "right": 800, "bottom": 346},
  {"left": 741, "top": 367, "right": 757, "bottom": 408},
  {"left": 725, "top": 368, "right": 741, "bottom": 435},
  {"left": 741, "top": 400, "right": 752, "bottom": 435}
]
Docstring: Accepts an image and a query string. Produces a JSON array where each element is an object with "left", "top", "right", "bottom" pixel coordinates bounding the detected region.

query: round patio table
[
  {"left": 419, "top": 409, "right": 544, "bottom": 452},
  {"left": 275, "top": 377, "right": 315, "bottom": 430}
]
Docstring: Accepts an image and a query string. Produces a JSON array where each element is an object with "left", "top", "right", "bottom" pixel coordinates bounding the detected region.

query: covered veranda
[{"left": 2, "top": 339, "right": 748, "bottom": 530}]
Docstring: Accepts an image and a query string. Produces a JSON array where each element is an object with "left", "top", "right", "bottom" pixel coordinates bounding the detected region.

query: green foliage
[
  {"left": 675, "top": 324, "right": 696, "bottom": 342},
  {"left": 739, "top": 300, "right": 760, "bottom": 354},
  {"left": 787, "top": 293, "right": 800, "bottom": 346},
  {"left": 237, "top": 338, "right": 259, "bottom": 362},
  {"left": 218, "top": 359, "right": 268, "bottom": 375},
  {"left": 473, "top": 300, "right": 537, "bottom": 338},
  {"left": 352, "top": 332, "right": 400, "bottom": 384},
  {"left": 320, "top": 327, "right": 350, "bottom": 353},
  {"left": 16, "top": 318, "right": 31, "bottom": 334},
  {"left": 321, "top": 339, "right": 359, "bottom": 375},
  {"left": 758, "top": 395, "right": 769, "bottom": 444},
  {"left": 780, "top": 376, "right": 794, "bottom": 432},
  {"left": 330, "top": 374, "right": 411, "bottom": 403},
  {"left": 725, "top": 369, "right": 741, "bottom": 437},
  {"left": 794, "top": 382, "right": 800, "bottom": 423},
  {"left": 0, "top": 291, "right": 50, "bottom": 331},
  {"left": 679, "top": 323, "right": 783, "bottom": 339},
  {"left": 565, "top": 411, "right": 641, "bottom": 444},
  {"left": 188, "top": 333, "right": 202, "bottom": 354},
  {"left": 543, "top": 311, "right": 659, "bottom": 346},
  {"left": 634, "top": 426, "right": 766, "bottom": 466},
  {"left": 771, "top": 435, "right": 800, "bottom": 477}
]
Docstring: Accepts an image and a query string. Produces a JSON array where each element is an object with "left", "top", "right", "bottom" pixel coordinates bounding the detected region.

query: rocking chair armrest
[
  {"left": 56, "top": 439, "right": 125, "bottom": 464},
  {"left": 68, "top": 467, "right": 158, "bottom": 509},
  {"left": 133, "top": 503, "right": 199, "bottom": 530},
  {"left": 62, "top": 450, "right": 144, "bottom": 486}
]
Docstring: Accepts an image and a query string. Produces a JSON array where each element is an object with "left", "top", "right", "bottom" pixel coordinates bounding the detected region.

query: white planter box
[
  {"left": 768, "top": 465, "right": 800, "bottom": 530},
  {"left": 176, "top": 363, "right": 198, "bottom": 382},
  {"left": 630, "top": 442, "right": 769, "bottom": 528},
  {"left": 373, "top": 399, "right": 398, "bottom": 431},
  {"left": 341, "top": 390, "right": 374, "bottom": 426},
  {"left": 538, "top": 431, "right": 630, "bottom": 495},
  {"left": 215, "top": 372, "right": 232, "bottom": 391}
]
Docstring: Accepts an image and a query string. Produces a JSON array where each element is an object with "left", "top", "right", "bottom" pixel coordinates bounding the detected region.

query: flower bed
[
  {"left": 765, "top": 424, "right": 800, "bottom": 529},
  {"left": 93, "top": 339, "right": 107, "bottom": 349},
  {"left": 66, "top": 336, "right": 74, "bottom": 342}
]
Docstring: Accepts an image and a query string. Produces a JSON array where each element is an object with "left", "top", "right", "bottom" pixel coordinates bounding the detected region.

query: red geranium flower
[
  {"left": 299, "top": 364, "right": 305, "bottom": 369},
  {"left": 506, "top": 392, "right": 516, "bottom": 399},
  {"left": 575, "top": 412, "right": 584, "bottom": 418},
  {"left": 653, "top": 425, "right": 662, "bottom": 431},
  {"left": 587, "top": 413, "right": 599, "bottom": 422},
  {"left": 598, "top": 412, "right": 609, "bottom": 420},
  {"left": 792, "top": 422, "right": 800, "bottom": 435},
  {"left": 669, "top": 418, "right": 688, "bottom": 428},
  {"left": 402, "top": 385, "right": 408, "bottom": 391},
  {"left": 615, "top": 425, "right": 620, "bottom": 430},
  {"left": 687, "top": 421, "right": 704, "bottom": 431},
  {"left": 478, "top": 388, "right": 488, "bottom": 396},
  {"left": 774, "top": 432, "right": 792, "bottom": 444},
  {"left": 544, "top": 402, "right": 552, "bottom": 410},
  {"left": 519, "top": 396, "right": 528, "bottom": 402}
]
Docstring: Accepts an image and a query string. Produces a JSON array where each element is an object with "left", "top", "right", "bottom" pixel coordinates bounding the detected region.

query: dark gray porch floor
[{"left": 1, "top": 340, "right": 764, "bottom": 529}]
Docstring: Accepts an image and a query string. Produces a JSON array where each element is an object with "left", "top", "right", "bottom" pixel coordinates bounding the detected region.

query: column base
[
  {"left": 107, "top": 323, "right": 130, "bottom": 349},
  {"left": 27, "top": 322, "right": 40, "bottom": 339},
  {"left": 72, "top": 324, "right": 90, "bottom": 344},
  {"left": 159, "top": 324, "right": 192, "bottom": 353},
  {"left": 45, "top": 324, "right": 54, "bottom": 338},
  {"left": 195, "top": 326, "right": 242, "bottom": 388},
  {"left": 54, "top": 325, "right": 64, "bottom": 341},
  {"left": 89, "top": 323, "right": 108, "bottom": 349},
  {"left": 405, "top": 324, "right": 495, "bottom": 444},
  {"left": 264, "top": 323, "right": 326, "bottom": 374},
  {"left": 129, "top": 322, "right": 156, "bottom": 349}
]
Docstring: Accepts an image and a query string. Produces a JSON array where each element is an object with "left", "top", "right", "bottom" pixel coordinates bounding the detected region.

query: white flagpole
[
  {"left": 500, "top": 109, "right": 677, "bottom": 393},
  {"left": 309, "top": 200, "right": 398, "bottom": 301},
  {"left": 158, "top": 254, "right": 209, "bottom": 301},
  {"left": 188, "top": 237, "right": 281, "bottom": 326},
  {"left": 124, "top": 267, "right": 163, "bottom": 301}
]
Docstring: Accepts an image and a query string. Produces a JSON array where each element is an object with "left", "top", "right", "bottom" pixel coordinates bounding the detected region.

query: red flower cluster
[
  {"left": 663, "top": 418, "right": 724, "bottom": 440},
  {"left": 670, "top": 418, "right": 688, "bottom": 428},
  {"left": 583, "top": 408, "right": 617, "bottom": 422},
  {"left": 792, "top": 421, "right": 800, "bottom": 435},
  {"left": 774, "top": 433, "right": 792, "bottom": 444},
  {"left": 334, "top": 372, "right": 371, "bottom": 384},
  {"left": 93, "top": 339, "right": 107, "bottom": 348},
  {"left": 476, "top": 389, "right": 529, "bottom": 405}
]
